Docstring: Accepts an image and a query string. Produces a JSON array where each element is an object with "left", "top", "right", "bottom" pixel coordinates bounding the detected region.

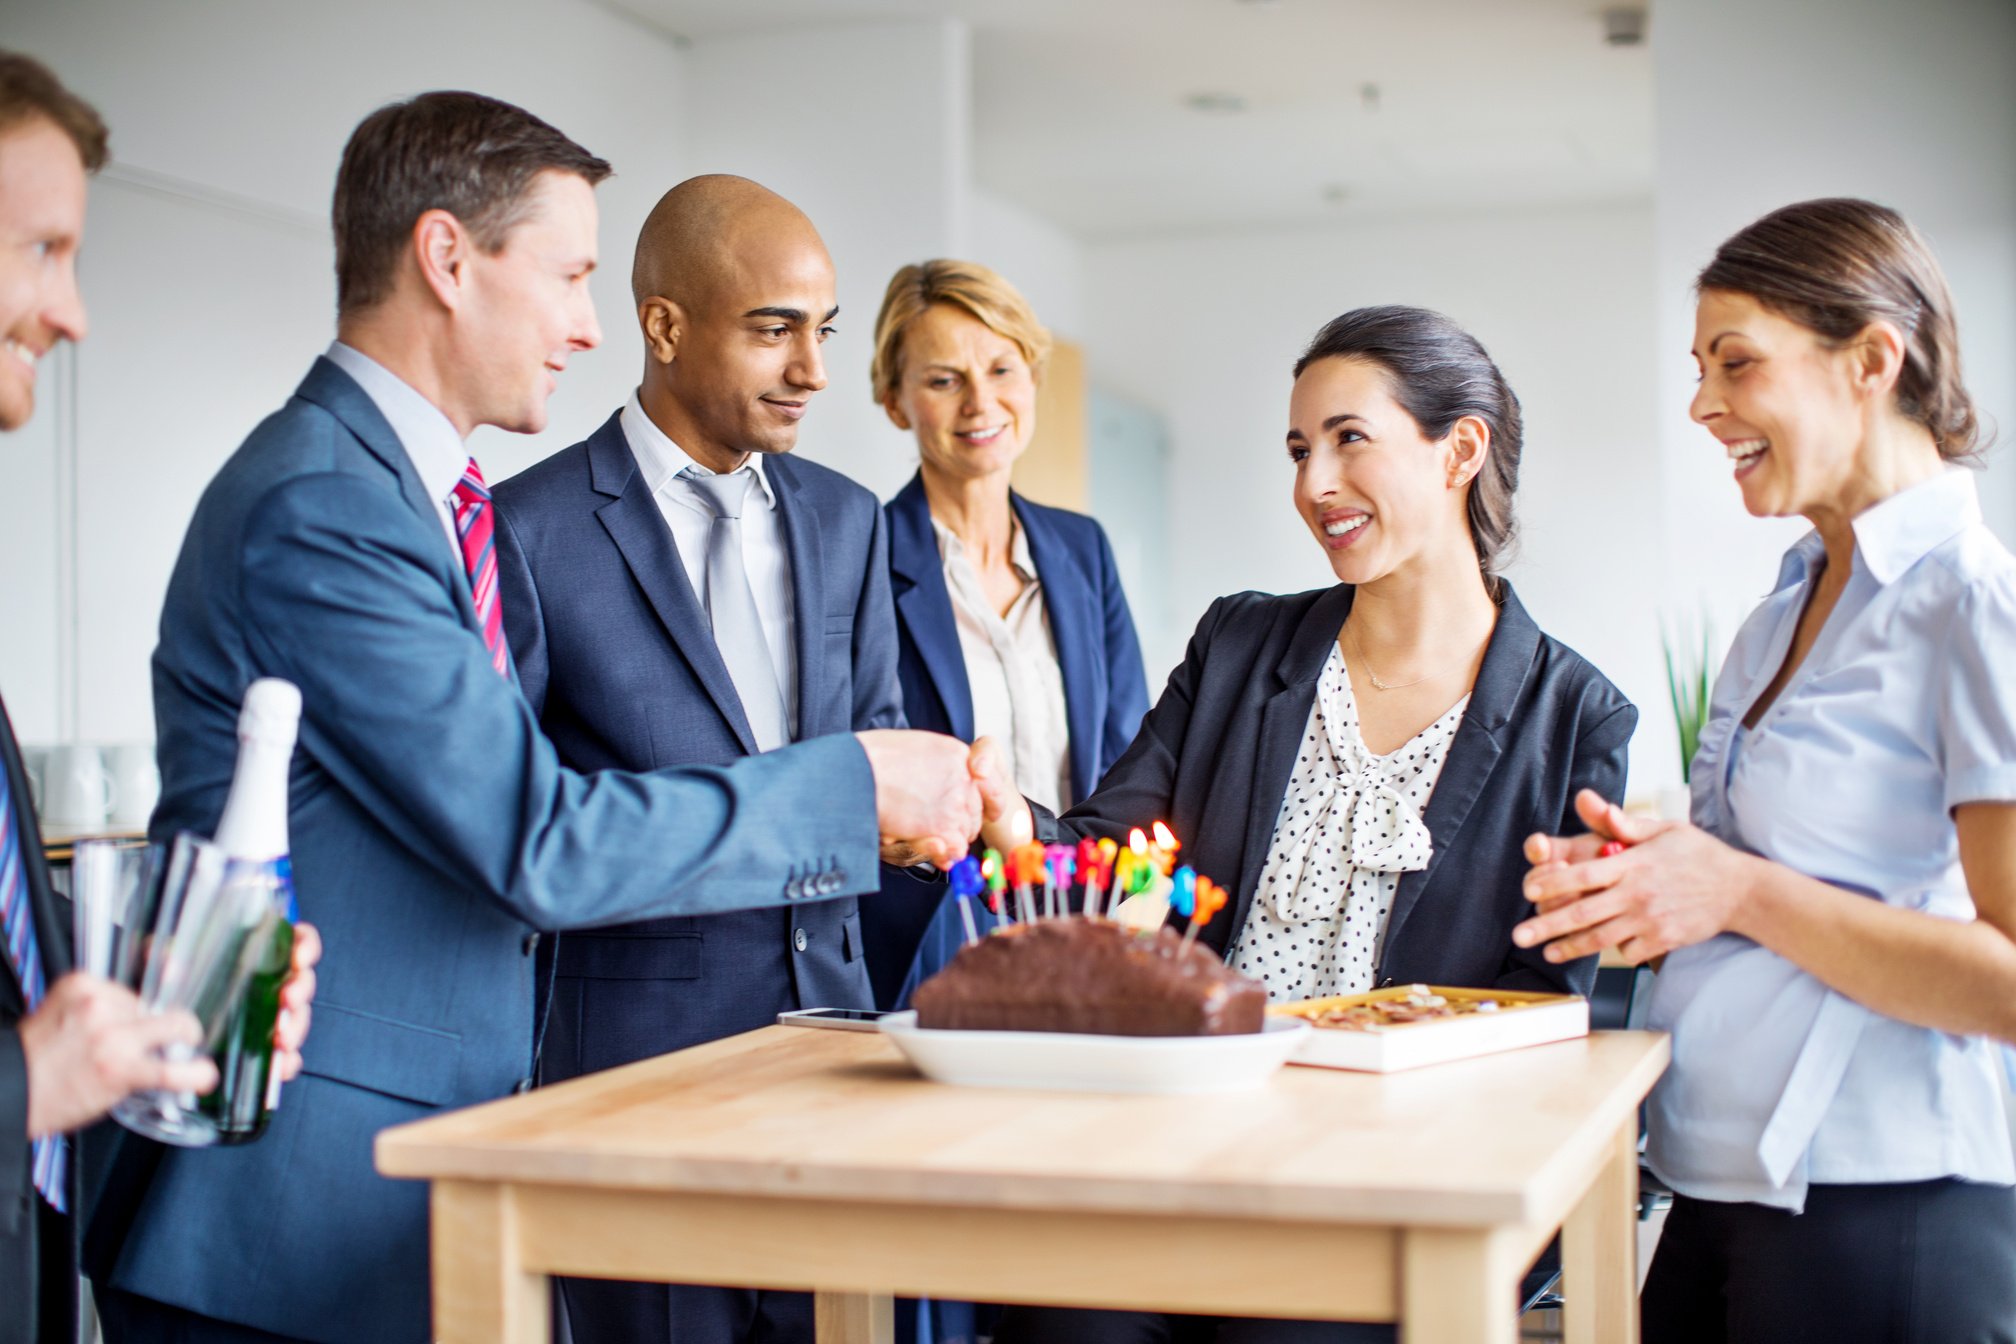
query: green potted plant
[{"left": 1661, "top": 617, "right": 1714, "bottom": 818}]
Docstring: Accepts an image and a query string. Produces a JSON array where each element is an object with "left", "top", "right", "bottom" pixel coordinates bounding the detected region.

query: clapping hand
[{"left": 1514, "top": 788, "right": 1751, "bottom": 965}]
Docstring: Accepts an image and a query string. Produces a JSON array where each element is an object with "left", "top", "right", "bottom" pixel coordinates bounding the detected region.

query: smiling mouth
[
  {"left": 1325, "top": 516, "right": 1368, "bottom": 538},
  {"left": 956, "top": 426, "right": 1006, "bottom": 445},
  {"left": 4, "top": 339, "right": 39, "bottom": 374},
  {"left": 1725, "top": 437, "right": 1768, "bottom": 474}
]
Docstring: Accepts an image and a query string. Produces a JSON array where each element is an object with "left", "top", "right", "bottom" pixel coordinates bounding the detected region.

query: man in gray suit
[
  {"left": 96, "top": 93, "right": 979, "bottom": 1344},
  {"left": 493, "top": 175, "right": 904, "bottom": 1344}
]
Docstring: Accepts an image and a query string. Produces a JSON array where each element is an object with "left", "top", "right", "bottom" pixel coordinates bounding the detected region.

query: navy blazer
[
  {"left": 1036, "top": 583, "right": 1635, "bottom": 996},
  {"left": 492, "top": 411, "right": 901, "bottom": 1075},
  {"left": 862, "top": 473, "right": 1151, "bottom": 1005},
  {"left": 107, "top": 360, "right": 882, "bottom": 1343},
  {"left": 0, "top": 694, "right": 75, "bottom": 1344}
]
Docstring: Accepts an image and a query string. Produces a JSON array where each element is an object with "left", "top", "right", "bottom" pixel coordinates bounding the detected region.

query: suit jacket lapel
[
  {"left": 887, "top": 474, "right": 974, "bottom": 740},
  {"left": 587, "top": 416, "right": 761, "bottom": 755},
  {"left": 1015, "top": 496, "right": 1102, "bottom": 801},
  {"left": 294, "top": 358, "right": 493, "bottom": 652},
  {"left": 769, "top": 457, "right": 825, "bottom": 740},
  {"left": 1225, "top": 584, "right": 1355, "bottom": 946},
  {"left": 0, "top": 692, "right": 66, "bottom": 999},
  {"left": 1382, "top": 587, "right": 1541, "bottom": 955}
]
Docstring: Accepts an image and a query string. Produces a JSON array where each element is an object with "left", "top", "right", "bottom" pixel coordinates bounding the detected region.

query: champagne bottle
[{"left": 201, "top": 678, "right": 300, "bottom": 1145}]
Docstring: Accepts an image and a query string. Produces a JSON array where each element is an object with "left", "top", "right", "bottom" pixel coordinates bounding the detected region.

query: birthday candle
[
  {"left": 1049, "top": 846, "right": 1078, "bottom": 918},
  {"left": 948, "top": 856, "right": 984, "bottom": 946},
  {"left": 1013, "top": 841, "right": 1046, "bottom": 923},
  {"left": 1179, "top": 874, "right": 1229, "bottom": 955},
  {"left": 1075, "top": 837, "right": 1104, "bottom": 918},
  {"left": 981, "top": 848, "right": 1007, "bottom": 928},
  {"left": 1151, "top": 821, "right": 1181, "bottom": 877}
]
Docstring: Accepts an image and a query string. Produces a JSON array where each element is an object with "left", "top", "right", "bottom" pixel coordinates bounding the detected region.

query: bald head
[
  {"left": 631, "top": 174, "right": 826, "bottom": 313},
  {"left": 629, "top": 175, "right": 839, "bottom": 471}
]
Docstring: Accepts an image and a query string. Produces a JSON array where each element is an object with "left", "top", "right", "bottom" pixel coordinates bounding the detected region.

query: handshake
[{"left": 855, "top": 729, "right": 1036, "bottom": 869}]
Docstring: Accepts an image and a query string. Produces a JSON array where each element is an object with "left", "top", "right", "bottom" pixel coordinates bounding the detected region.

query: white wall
[
  {"left": 969, "top": 186, "right": 1089, "bottom": 345},
  {"left": 1650, "top": 0, "right": 2016, "bottom": 700},
  {"left": 0, "top": 0, "right": 694, "bottom": 745},
  {"left": 1083, "top": 202, "right": 1667, "bottom": 778},
  {"left": 680, "top": 18, "right": 972, "bottom": 504}
]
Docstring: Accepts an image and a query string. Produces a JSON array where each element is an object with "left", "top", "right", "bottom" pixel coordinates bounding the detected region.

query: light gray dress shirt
[{"left": 619, "top": 392, "right": 799, "bottom": 741}]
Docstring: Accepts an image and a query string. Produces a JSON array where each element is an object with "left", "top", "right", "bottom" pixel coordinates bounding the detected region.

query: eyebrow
[
  {"left": 1704, "top": 331, "right": 1741, "bottom": 354},
  {"left": 744, "top": 306, "right": 841, "bottom": 324},
  {"left": 1322, "top": 413, "right": 1366, "bottom": 433}
]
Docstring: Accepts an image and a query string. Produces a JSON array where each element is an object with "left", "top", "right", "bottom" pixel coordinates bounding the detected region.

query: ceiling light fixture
[{"left": 1183, "top": 91, "right": 1248, "bottom": 114}]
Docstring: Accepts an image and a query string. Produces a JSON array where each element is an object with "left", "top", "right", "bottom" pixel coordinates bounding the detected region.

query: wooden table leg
[
  {"left": 432, "top": 1181, "right": 550, "bottom": 1344},
  {"left": 1562, "top": 1119, "right": 1639, "bottom": 1344},
  {"left": 1401, "top": 1228, "right": 1515, "bottom": 1344},
  {"left": 814, "top": 1291, "right": 894, "bottom": 1344}
]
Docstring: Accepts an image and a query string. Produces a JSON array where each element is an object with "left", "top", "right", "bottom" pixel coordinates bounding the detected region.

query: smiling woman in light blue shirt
[{"left": 1520, "top": 199, "right": 2016, "bottom": 1344}]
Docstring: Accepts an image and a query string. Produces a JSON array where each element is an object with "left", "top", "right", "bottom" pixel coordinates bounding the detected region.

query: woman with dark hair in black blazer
[{"left": 977, "top": 305, "right": 1638, "bottom": 1344}]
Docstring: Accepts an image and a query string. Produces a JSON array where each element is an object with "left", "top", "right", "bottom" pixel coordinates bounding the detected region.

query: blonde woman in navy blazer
[{"left": 861, "top": 260, "right": 1150, "bottom": 1008}]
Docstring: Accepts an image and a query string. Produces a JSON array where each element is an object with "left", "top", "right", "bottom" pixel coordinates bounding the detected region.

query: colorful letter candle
[
  {"left": 1075, "top": 837, "right": 1109, "bottom": 918},
  {"left": 1045, "top": 845, "right": 1077, "bottom": 918},
  {"left": 981, "top": 848, "right": 1007, "bottom": 927},
  {"left": 1151, "top": 820, "right": 1181, "bottom": 876},
  {"left": 1179, "top": 874, "right": 1230, "bottom": 954},
  {"left": 1124, "top": 829, "right": 1155, "bottom": 897},
  {"left": 1012, "top": 841, "right": 1047, "bottom": 923},
  {"left": 948, "top": 857, "right": 984, "bottom": 945}
]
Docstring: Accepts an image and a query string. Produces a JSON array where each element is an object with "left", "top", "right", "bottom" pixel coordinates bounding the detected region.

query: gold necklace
[{"left": 1344, "top": 619, "right": 1471, "bottom": 692}]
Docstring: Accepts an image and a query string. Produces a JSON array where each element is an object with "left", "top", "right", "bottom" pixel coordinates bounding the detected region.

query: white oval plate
[{"left": 877, "top": 1011, "right": 1310, "bottom": 1094}]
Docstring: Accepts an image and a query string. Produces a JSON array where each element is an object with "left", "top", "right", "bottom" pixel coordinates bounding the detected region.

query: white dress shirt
[
  {"left": 1231, "top": 644, "right": 1467, "bottom": 1001},
  {"left": 619, "top": 393, "right": 799, "bottom": 740},
  {"left": 934, "top": 517, "right": 1072, "bottom": 815},
  {"left": 324, "top": 342, "right": 467, "bottom": 563},
  {"left": 1647, "top": 468, "right": 2016, "bottom": 1212}
]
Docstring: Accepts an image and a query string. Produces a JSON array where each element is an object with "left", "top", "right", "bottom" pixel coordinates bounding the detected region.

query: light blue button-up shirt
[{"left": 1646, "top": 467, "right": 2016, "bottom": 1212}]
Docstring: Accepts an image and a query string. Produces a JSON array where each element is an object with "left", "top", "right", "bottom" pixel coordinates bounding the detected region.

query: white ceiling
[{"left": 607, "top": 0, "right": 1653, "bottom": 240}]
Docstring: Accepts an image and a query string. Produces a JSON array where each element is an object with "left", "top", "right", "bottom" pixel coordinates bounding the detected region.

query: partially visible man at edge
[
  {"left": 94, "top": 92, "right": 982, "bottom": 1344},
  {"left": 0, "top": 52, "right": 319, "bottom": 1344},
  {"left": 495, "top": 173, "right": 909, "bottom": 1344}
]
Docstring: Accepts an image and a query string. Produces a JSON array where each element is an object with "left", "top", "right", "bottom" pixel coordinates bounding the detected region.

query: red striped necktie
[
  {"left": 451, "top": 460, "right": 510, "bottom": 677},
  {"left": 1, "top": 765, "right": 66, "bottom": 1212}
]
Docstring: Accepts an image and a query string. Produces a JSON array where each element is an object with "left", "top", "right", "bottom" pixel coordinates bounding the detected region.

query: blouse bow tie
[{"left": 1267, "top": 768, "right": 1434, "bottom": 922}]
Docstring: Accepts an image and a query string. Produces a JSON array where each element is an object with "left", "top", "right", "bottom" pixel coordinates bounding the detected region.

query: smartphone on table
[{"left": 776, "top": 1007, "right": 892, "bottom": 1031}]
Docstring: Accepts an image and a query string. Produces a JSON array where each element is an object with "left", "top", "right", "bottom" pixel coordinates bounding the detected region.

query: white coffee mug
[
  {"left": 107, "top": 742, "right": 161, "bottom": 829},
  {"left": 18, "top": 744, "right": 48, "bottom": 813},
  {"left": 43, "top": 743, "right": 115, "bottom": 831}
]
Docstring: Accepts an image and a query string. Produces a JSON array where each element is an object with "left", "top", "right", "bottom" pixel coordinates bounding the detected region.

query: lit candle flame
[
  {"left": 1128, "top": 827, "right": 1148, "bottom": 855},
  {"left": 1152, "top": 820, "right": 1178, "bottom": 851}
]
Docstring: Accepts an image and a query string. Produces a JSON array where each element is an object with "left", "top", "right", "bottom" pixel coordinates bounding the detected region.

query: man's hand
[
  {"left": 855, "top": 730, "right": 983, "bottom": 868},
  {"left": 19, "top": 973, "right": 217, "bottom": 1140},
  {"left": 970, "top": 737, "right": 1034, "bottom": 853},
  {"left": 274, "top": 922, "right": 321, "bottom": 1083}
]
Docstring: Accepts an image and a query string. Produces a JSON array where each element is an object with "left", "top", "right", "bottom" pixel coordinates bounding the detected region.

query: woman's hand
[
  {"left": 1513, "top": 788, "right": 1758, "bottom": 965},
  {"left": 970, "top": 737, "right": 1035, "bottom": 853}
]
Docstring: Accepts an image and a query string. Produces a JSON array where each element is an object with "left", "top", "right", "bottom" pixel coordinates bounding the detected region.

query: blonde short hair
[{"left": 869, "top": 259, "right": 1053, "bottom": 406}]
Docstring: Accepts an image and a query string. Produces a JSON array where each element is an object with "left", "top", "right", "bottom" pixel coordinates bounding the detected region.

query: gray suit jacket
[
  {"left": 493, "top": 411, "right": 899, "bottom": 1073},
  {"left": 101, "top": 359, "right": 879, "bottom": 1343}
]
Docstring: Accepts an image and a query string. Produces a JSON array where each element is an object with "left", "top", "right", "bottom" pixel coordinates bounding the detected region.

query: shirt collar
[
  {"left": 325, "top": 342, "right": 468, "bottom": 505},
  {"left": 619, "top": 391, "right": 776, "bottom": 510},
  {"left": 1771, "top": 468, "right": 1982, "bottom": 593},
  {"left": 930, "top": 514, "right": 1039, "bottom": 584}
]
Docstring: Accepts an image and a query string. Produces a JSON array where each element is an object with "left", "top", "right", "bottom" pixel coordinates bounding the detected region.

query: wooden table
[{"left": 376, "top": 1025, "right": 1668, "bottom": 1344}]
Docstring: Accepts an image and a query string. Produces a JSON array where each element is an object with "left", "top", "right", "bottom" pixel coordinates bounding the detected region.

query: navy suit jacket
[
  {"left": 1, "top": 694, "right": 75, "bottom": 1344},
  {"left": 492, "top": 411, "right": 900, "bottom": 1075},
  {"left": 863, "top": 473, "right": 1151, "bottom": 1005},
  {"left": 1035, "top": 583, "right": 1636, "bottom": 996},
  {"left": 105, "top": 360, "right": 881, "bottom": 1343}
]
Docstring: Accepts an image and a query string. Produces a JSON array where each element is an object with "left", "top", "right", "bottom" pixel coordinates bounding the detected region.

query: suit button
[
  {"left": 828, "top": 871, "right": 846, "bottom": 892},
  {"left": 521, "top": 932, "right": 541, "bottom": 957},
  {"left": 512, "top": 1078, "right": 535, "bottom": 1095},
  {"left": 785, "top": 878, "right": 803, "bottom": 899},
  {"left": 794, "top": 927, "right": 809, "bottom": 953}
]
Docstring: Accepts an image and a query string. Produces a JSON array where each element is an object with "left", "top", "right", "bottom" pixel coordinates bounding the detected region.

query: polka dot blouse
[{"left": 1231, "top": 643, "right": 1468, "bottom": 1002}]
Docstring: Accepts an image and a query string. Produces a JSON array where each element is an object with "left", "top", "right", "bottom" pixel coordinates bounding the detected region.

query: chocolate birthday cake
[{"left": 911, "top": 916, "right": 1267, "bottom": 1036}]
